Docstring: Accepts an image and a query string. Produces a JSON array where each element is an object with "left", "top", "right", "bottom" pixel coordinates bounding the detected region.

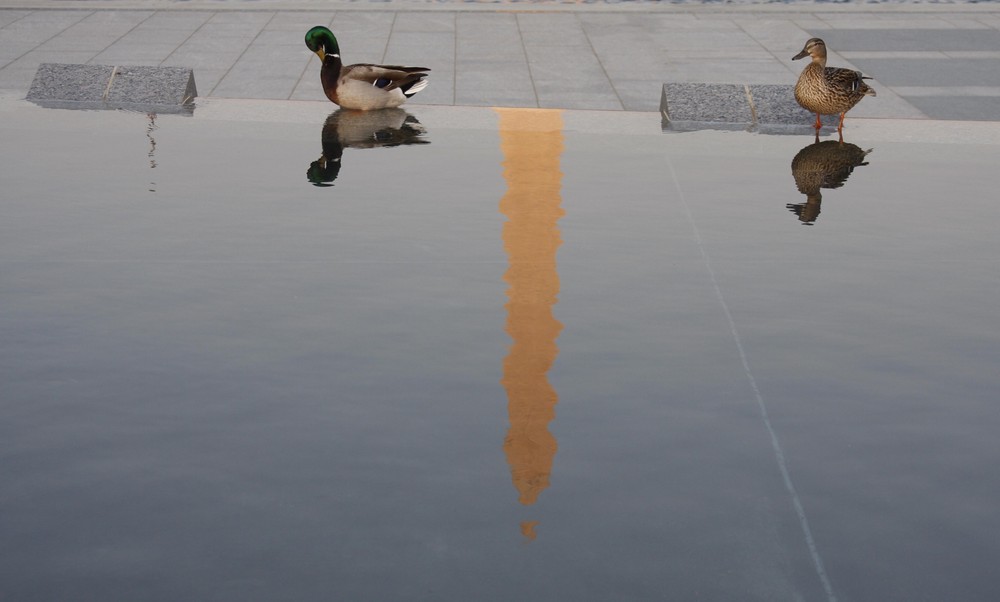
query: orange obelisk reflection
[{"left": 496, "top": 108, "right": 565, "bottom": 511}]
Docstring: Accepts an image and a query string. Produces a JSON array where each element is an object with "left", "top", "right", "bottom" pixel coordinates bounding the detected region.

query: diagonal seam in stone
[
  {"left": 102, "top": 66, "right": 120, "bottom": 102},
  {"left": 744, "top": 83, "right": 758, "bottom": 127}
]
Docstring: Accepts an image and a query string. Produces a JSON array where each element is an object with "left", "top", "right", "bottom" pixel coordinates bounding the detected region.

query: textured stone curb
[
  {"left": 661, "top": 83, "right": 842, "bottom": 134},
  {"left": 27, "top": 63, "right": 197, "bottom": 114}
]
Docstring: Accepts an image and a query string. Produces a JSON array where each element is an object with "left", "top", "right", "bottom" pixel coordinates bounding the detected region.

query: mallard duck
[
  {"left": 308, "top": 109, "right": 429, "bottom": 186},
  {"left": 323, "top": 108, "right": 428, "bottom": 150},
  {"left": 793, "top": 38, "right": 876, "bottom": 132},
  {"left": 788, "top": 137, "right": 872, "bottom": 224},
  {"left": 304, "top": 26, "right": 430, "bottom": 110}
]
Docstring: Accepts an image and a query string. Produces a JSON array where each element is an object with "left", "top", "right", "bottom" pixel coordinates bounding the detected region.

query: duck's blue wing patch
[{"left": 373, "top": 77, "right": 392, "bottom": 89}]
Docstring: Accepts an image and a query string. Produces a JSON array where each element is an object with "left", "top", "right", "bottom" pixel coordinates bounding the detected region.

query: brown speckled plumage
[
  {"left": 793, "top": 38, "right": 875, "bottom": 131},
  {"left": 788, "top": 138, "right": 872, "bottom": 224}
]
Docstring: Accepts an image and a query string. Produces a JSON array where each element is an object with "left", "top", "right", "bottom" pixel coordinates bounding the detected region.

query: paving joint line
[
  {"left": 90, "top": 10, "right": 158, "bottom": 67},
  {"left": 158, "top": 9, "right": 214, "bottom": 69},
  {"left": 382, "top": 10, "right": 397, "bottom": 65},
  {"left": 451, "top": 10, "right": 456, "bottom": 106},
  {"left": 0, "top": 9, "right": 90, "bottom": 71},
  {"left": 514, "top": 12, "right": 539, "bottom": 109},
  {"left": 576, "top": 11, "right": 624, "bottom": 111},
  {"left": 206, "top": 10, "right": 277, "bottom": 97},
  {"left": 736, "top": 17, "right": 803, "bottom": 80}
]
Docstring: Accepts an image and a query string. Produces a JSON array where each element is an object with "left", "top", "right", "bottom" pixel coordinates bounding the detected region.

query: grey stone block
[
  {"left": 26, "top": 63, "right": 114, "bottom": 102},
  {"left": 27, "top": 63, "right": 197, "bottom": 114},
  {"left": 660, "top": 84, "right": 753, "bottom": 125},
  {"left": 660, "top": 83, "right": 753, "bottom": 131},
  {"left": 106, "top": 65, "right": 197, "bottom": 105},
  {"left": 748, "top": 84, "right": 838, "bottom": 134},
  {"left": 661, "top": 82, "right": 841, "bottom": 134},
  {"left": 748, "top": 84, "right": 808, "bottom": 123}
]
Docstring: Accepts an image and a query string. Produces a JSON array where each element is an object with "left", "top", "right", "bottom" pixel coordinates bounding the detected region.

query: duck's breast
[{"left": 337, "top": 78, "right": 406, "bottom": 109}]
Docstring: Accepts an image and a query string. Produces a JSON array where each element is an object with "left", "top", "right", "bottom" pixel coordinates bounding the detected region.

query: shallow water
[{"left": 2, "top": 99, "right": 999, "bottom": 601}]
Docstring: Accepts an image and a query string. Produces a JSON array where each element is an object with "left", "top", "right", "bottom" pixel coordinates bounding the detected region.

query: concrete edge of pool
[{"left": 3, "top": 92, "right": 1000, "bottom": 145}]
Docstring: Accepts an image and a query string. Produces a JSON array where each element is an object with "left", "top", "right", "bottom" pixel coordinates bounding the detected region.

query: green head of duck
[{"left": 305, "top": 26, "right": 340, "bottom": 62}]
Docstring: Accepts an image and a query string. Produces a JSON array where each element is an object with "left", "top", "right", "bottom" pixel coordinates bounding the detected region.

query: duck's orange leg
[
  {"left": 837, "top": 112, "right": 846, "bottom": 132},
  {"left": 814, "top": 113, "right": 823, "bottom": 130}
]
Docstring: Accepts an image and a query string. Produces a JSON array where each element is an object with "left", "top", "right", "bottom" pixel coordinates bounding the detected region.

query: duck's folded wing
[
  {"left": 824, "top": 67, "right": 868, "bottom": 92},
  {"left": 345, "top": 64, "right": 430, "bottom": 91}
]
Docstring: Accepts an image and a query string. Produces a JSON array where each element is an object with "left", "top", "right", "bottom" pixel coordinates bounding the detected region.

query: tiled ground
[
  {"left": 1, "top": 5, "right": 999, "bottom": 117},
  {"left": 813, "top": 27, "right": 1000, "bottom": 119}
]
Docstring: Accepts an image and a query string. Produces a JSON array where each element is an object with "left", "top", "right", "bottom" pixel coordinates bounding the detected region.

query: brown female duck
[
  {"left": 793, "top": 38, "right": 876, "bottom": 132},
  {"left": 789, "top": 137, "right": 872, "bottom": 224}
]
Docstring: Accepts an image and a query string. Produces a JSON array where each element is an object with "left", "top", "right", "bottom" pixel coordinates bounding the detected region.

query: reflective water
[{"left": 2, "top": 99, "right": 999, "bottom": 601}]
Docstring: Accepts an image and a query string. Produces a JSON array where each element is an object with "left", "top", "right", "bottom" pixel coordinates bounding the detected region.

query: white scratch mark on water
[{"left": 664, "top": 154, "right": 838, "bottom": 602}]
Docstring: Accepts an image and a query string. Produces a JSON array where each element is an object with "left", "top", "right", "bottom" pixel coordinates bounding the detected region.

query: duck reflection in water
[
  {"left": 788, "top": 134, "right": 873, "bottom": 225},
  {"left": 307, "top": 108, "right": 429, "bottom": 187}
]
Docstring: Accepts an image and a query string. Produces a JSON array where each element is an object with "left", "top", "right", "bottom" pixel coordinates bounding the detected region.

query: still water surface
[{"left": 1, "top": 100, "right": 999, "bottom": 601}]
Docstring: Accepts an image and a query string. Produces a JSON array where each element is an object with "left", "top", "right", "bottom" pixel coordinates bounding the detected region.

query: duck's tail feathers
[
  {"left": 857, "top": 74, "right": 877, "bottom": 96},
  {"left": 402, "top": 76, "right": 429, "bottom": 98}
]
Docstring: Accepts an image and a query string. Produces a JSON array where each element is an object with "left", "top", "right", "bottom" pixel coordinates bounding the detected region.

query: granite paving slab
[{"left": 27, "top": 62, "right": 196, "bottom": 113}]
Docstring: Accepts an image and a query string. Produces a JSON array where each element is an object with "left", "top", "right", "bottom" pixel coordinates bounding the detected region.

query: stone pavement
[{"left": 1, "top": 1, "right": 999, "bottom": 119}]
